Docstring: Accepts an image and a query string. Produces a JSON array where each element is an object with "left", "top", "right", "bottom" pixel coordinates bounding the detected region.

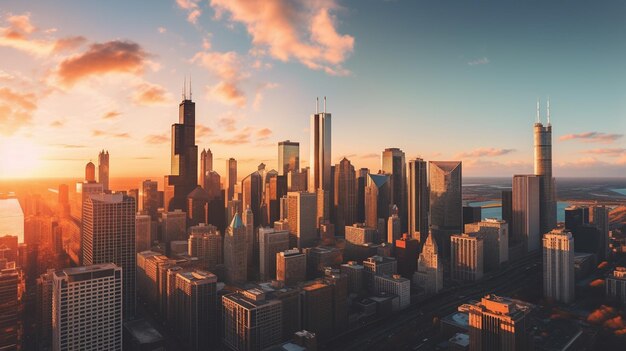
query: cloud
[
  {"left": 132, "top": 82, "right": 171, "bottom": 105},
  {"left": 196, "top": 125, "right": 214, "bottom": 137},
  {"left": 193, "top": 50, "right": 249, "bottom": 107},
  {"left": 455, "top": 147, "right": 515, "bottom": 158},
  {"left": 102, "top": 110, "right": 121, "bottom": 120},
  {"left": 218, "top": 114, "right": 238, "bottom": 132},
  {"left": 559, "top": 132, "right": 623, "bottom": 144},
  {"left": 50, "top": 119, "right": 64, "bottom": 128},
  {"left": 256, "top": 127, "right": 272, "bottom": 139},
  {"left": 252, "top": 82, "right": 278, "bottom": 110},
  {"left": 0, "top": 13, "right": 86, "bottom": 56},
  {"left": 52, "top": 143, "right": 86, "bottom": 149},
  {"left": 360, "top": 153, "right": 379, "bottom": 159},
  {"left": 212, "top": 132, "right": 250, "bottom": 145},
  {"left": 158, "top": 27, "right": 167, "bottom": 34},
  {"left": 0, "top": 87, "right": 37, "bottom": 135},
  {"left": 209, "top": 81, "right": 246, "bottom": 107},
  {"left": 145, "top": 133, "right": 169, "bottom": 144},
  {"left": 57, "top": 40, "right": 150, "bottom": 86},
  {"left": 583, "top": 148, "right": 626, "bottom": 156},
  {"left": 176, "top": 0, "right": 202, "bottom": 24},
  {"left": 92, "top": 129, "right": 130, "bottom": 138},
  {"left": 468, "top": 57, "right": 489, "bottom": 66},
  {"left": 209, "top": 0, "right": 355, "bottom": 75}
]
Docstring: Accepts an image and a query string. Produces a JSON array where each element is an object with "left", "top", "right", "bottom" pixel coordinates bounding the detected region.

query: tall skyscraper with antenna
[
  {"left": 164, "top": 79, "right": 198, "bottom": 211},
  {"left": 309, "top": 97, "right": 332, "bottom": 193},
  {"left": 534, "top": 99, "right": 557, "bottom": 234}
]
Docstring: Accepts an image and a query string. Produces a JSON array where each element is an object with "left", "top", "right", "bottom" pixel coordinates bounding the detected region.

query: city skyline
[{"left": 1, "top": 1, "right": 626, "bottom": 180}]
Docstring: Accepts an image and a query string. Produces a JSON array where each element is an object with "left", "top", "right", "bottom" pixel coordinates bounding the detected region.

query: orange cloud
[
  {"left": 209, "top": 81, "right": 246, "bottom": 107},
  {"left": 256, "top": 127, "right": 272, "bottom": 139},
  {"left": 145, "top": 133, "right": 169, "bottom": 144},
  {"left": 0, "top": 87, "right": 37, "bottom": 135},
  {"left": 132, "top": 83, "right": 170, "bottom": 105},
  {"left": 584, "top": 148, "right": 626, "bottom": 156},
  {"left": 560, "top": 132, "right": 623, "bottom": 144},
  {"left": 102, "top": 110, "right": 121, "bottom": 120},
  {"left": 210, "top": 0, "right": 354, "bottom": 75},
  {"left": 0, "top": 13, "right": 86, "bottom": 56},
  {"left": 50, "top": 120, "right": 64, "bottom": 128},
  {"left": 196, "top": 125, "right": 214, "bottom": 138},
  {"left": 456, "top": 147, "right": 515, "bottom": 158},
  {"left": 193, "top": 50, "right": 249, "bottom": 107},
  {"left": 57, "top": 40, "right": 150, "bottom": 86},
  {"left": 92, "top": 129, "right": 130, "bottom": 138}
]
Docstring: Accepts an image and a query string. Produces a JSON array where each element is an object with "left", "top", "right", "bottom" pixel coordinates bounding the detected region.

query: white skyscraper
[
  {"left": 543, "top": 229, "right": 575, "bottom": 304},
  {"left": 52, "top": 264, "right": 122, "bottom": 351}
]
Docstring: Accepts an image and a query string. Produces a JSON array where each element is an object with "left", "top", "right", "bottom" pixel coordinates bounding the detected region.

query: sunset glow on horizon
[{"left": 1, "top": 0, "right": 625, "bottom": 181}]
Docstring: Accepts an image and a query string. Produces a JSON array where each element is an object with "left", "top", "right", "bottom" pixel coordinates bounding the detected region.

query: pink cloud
[
  {"left": 196, "top": 125, "right": 214, "bottom": 138},
  {"left": 145, "top": 133, "right": 169, "bottom": 144},
  {"left": 559, "top": 132, "right": 623, "bottom": 144},
  {"left": 455, "top": 147, "right": 515, "bottom": 158},
  {"left": 0, "top": 87, "right": 37, "bottom": 135},
  {"left": 193, "top": 50, "right": 249, "bottom": 107},
  {"left": 176, "top": 0, "right": 202, "bottom": 24},
  {"left": 102, "top": 110, "right": 121, "bottom": 120},
  {"left": 209, "top": 0, "right": 354, "bottom": 75},
  {"left": 583, "top": 148, "right": 626, "bottom": 156},
  {"left": 0, "top": 13, "right": 86, "bottom": 56},
  {"left": 92, "top": 129, "right": 130, "bottom": 138},
  {"left": 132, "top": 82, "right": 171, "bottom": 105}
]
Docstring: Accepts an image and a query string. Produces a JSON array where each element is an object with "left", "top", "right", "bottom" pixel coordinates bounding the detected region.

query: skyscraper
[
  {"left": 356, "top": 168, "right": 369, "bottom": 223},
  {"left": 226, "top": 158, "right": 237, "bottom": 203},
  {"left": 136, "top": 212, "right": 153, "bottom": 252},
  {"left": 258, "top": 228, "right": 290, "bottom": 281},
  {"left": 243, "top": 206, "right": 255, "bottom": 280},
  {"left": 276, "top": 248, "right": 306, "bottom": 286},
  {"left": 512, "top": 175, "right": 540, "bottom": 251},
  {"left": 450, "top": 233, "right": 484, "bottom": 281},
  {"left": 52, "top": 264, "right": 123, "bottom": 351},
  {"left": 466, "top": 294, "right": 533, "bottom": 351},
  {"left": 187, "top": 186, "right": 210, "bottom": 227},
  {"left": 287, "top": 191, "right": 317, "bottom": 249},
  {"left": 364, "top": 173, "right": 391, "bottom": 235},
  {"left": 382, "top": 148, "right": 407, "bottom": 231},
  {"left": 199, "top": 148, "right": 213, "bottom": 186},
  {"left": 224, "top": 212, "right": 247, "bottom": 284},
  {"left": 222, "top": 289, "right": 283, "bottom": 351},
  {"left": 173, "top": 270, "right": 218, "bottom": 350},
  {"left": 309, "top": 97, "right": 332, "bottom": 193},
  {"left": 264, "top": 174, "right": 287, "bottom": 227},
  {"left": 387, "top": 205, "right": 401, "bottom": 244},
  {"left": 408, "top": 158, "right": 429, "bottom": 244},
  {"left": 98, "top": 150, "right": 109, "bottom": 192},
  {"left": 82, "top": 193, "right": 136, "bottom": 319},
  {"left": 278, "top": 140, "right": 300, "bottom": 176},
  {"left": 413, "top": 232, "right": 443, "bottom": 295},
  {"left": 165, "top": 90, "right": 198, "bottom": 211},
  {"left": 139, "top": 179, "right": 160, "bottom": 220},
  {"left": 0, "top": 259, "right": 20, "bottom": 350},
  {"left": 465, "top": 219, "right": 509, "bottom": 271},
  {"left": 333, "top": 158, "right": 357, "bottom": 235},
  {"left": 188, "top": 224, "right": 223, "bottom": 271},
  {"left": 241, "top": 171, "right": 262, "bottom": 228},
  {"left": 429, "top": 161, "right": 462, "bottom": 257},
  {"left": 534, "top": 100, "right": 557, "bottom": 234},
  {"left": 543, "top": 229, "right": 574, "bottom": 304}
]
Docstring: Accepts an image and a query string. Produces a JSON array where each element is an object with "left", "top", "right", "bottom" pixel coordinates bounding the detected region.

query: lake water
[
  {"left": 468, "top": 201, "right": 571, "bottom": 222},
  {"left": 612, "top": 188, "right": 626, "bottom": 196}
]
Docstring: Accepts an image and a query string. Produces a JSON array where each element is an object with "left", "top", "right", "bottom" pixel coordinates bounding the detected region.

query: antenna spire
[
  {"left": 324, "top": 96, "right": 326, "bottom": 113},
  {"left": 316, "top": 97, "right": 319, "bottom": 113},
  {"left": 547, "top": 97, "right": 551, "bottom": 125},
  {"left": 536, "top": 98, "right": 541, "bottom": 123},
  {"left": 183, "top": 76, "right": 187, "bottom": 100},
  {"left": 189, "top": 75, "right": 192, "bottom": 100}
]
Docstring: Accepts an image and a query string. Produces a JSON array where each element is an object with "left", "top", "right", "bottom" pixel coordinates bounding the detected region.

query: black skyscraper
[{"left": 165, "top": 89, "right": 198, "bottom": 211}]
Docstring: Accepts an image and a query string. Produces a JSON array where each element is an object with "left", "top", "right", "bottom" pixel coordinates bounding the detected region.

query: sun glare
[{"left": 0, "top": 136, "right": 41, "bottom": 178}]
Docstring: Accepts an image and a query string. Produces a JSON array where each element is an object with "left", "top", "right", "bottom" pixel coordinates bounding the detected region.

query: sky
[{"left": 0, "top": 0, "right": 625, "bottom": 182}]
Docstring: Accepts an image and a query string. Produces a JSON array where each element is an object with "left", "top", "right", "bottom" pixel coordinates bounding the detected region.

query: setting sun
[{"left": 0, "top": 136, "right": 41, "bottom": 178}]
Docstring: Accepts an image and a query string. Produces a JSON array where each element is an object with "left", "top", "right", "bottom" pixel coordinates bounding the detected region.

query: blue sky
[{"left": 0, "top": 0, "right": 624, "bottom": 180}]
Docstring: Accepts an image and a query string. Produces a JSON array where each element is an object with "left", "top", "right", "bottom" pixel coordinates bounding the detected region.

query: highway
[{"left": 324, "top": 252, "right": 542, "bottom": 351}]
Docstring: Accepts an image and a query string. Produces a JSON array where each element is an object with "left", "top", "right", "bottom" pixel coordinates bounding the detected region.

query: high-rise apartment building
[
  {"left": 52, "top": 264, "right": 123, "bottom": 351},
  {"left": 276, "top": 248, "right": 306, "bottom": 286},
  {"left": 382, "top": 148, "right": 407, "bottom": 231},
  {"left": 413, "top": 232, "right": 443, "bottom": 295},
  {"left": 501, "top": 190, "right": 513, "bottom": 228},
  {"left": 159, "top": 209, "right": 187, "bottom": 244},
  {"left": 465, "top": 219, "right": 509, "bottom": 271},
  {"left": 345, "top": 223, "right": 377, "bottom": 245},
  {"left": 429, "top": 161, "right": 462, "bottom": 257},
  {"left": 340, "top": 261, "right": 364, "bottom": 293},
  {"left": 363, "top": 255, "right": 397, "bottom": 290},
  {"left": 259, "top": 228, "right": 290, "bottom": 281},
  {"left": 242, "top": 171, "right": 262, "bottom": 229},
  {"left": 278, "top": 140, "right": 300, "bottom": 176},
  {"left": 466, "top": 294, "right": 533, "bottom": 351},
  {"left": 82, "top": 193, "right": 136, "bottom": 319},
  {"left": 394, "top": 234, "right": 419, "bottom": 278},
  {"left": 139, "top": 179, "right": 160, "bottom": 219},
  {"left": 0, "top": 259, "right": 20, "bottom": 350},
  {"left": 450, "top": 233, "right": 484, "bottom": 281},
  {"left": 136, "top": 212, "right": 153, "bottom": 252},
  {"left": 173, "top": 270, "right": 218, "bottom": 350},
  {"left": 226, "top": 158, "right": 237, "bottom": 203},
  {"left": 188, "top": 224, "right": 223, "bottom": 271},
  {"left": 199, "top": 148, "right": 213, "bottom": 186},
  {"left": 374, "top": 274, "right": 411, "bottom": 310},
  {"left": 387, "top": 206, "right": 401, "bottom": 244},
  {"left": 309, "top": 98, "right": 332, "bottom": 193},
  {"left": 543, "top": 229, "right": 574, "bottom": 304},
  {"left": 165, "top": 93, "right": 198, "bottom": 211},
  {"left": 36, "top": 269, "right": 54, "bottom": 351},
  {"left": 222, "top": 289, "right": 283, "bottom": 351},
  {"left": 512, "top": 175, "right": 540, "bottom": 251},
  {"left": 98, "top": 149, "right": 110, "bottom": 192},
  {"left": 301, "top": 281, "right": 333, "bottom": 341},
  {"left": 408, "top": 158, "right": 429, "bottom": 243},
  {"left": 224, "top": 212, "right": 247, "bottom": 284},
  {"left": 287, "top": 192, "right": 317, "bottom": 249},
  {"left": 606, "top": 267, "right": 626, "bottom": 304}
]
